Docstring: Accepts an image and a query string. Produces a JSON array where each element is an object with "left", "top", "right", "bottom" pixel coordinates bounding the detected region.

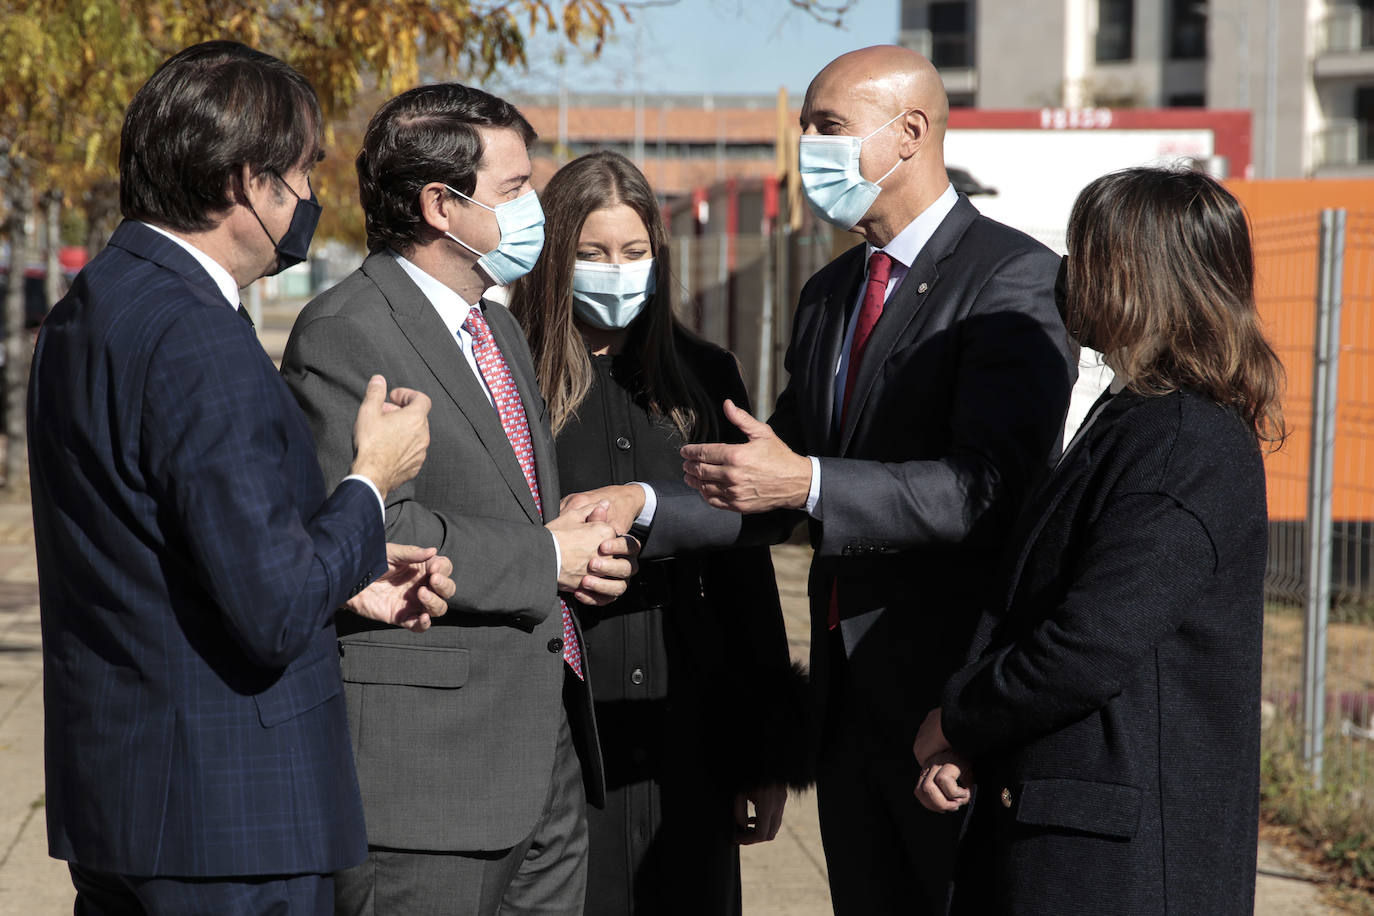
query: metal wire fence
[{"left": 1257, "top": 209, "right": 1374, "bottom": 841}]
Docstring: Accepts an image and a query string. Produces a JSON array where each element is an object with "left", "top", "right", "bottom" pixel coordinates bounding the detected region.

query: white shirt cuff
[
  {"left": 344, "top": 474, "right": 387, "bottom": 523},
  {"left": 632, "top": 482, "right": 657, "bottom": 529},
  {"left": 805, "top": 457, "right": 822, "bottom": 517},
  {"left": 550, "top": 530, "right": 562, "bottom": 585}
]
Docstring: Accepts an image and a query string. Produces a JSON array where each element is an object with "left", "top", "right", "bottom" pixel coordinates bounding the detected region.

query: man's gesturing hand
[
  {"left": 351, "top": 374, "right": 431, "bottom": 498},
  {"left": 680, "top": 400, "right": 811, "bottom": 514},
  {"left": 346, "top": 544, "right": 455, "bottom": 632}
]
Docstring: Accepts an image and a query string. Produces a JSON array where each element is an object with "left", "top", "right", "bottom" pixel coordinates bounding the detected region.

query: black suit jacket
[
  {"left": 941, "top": 388, "right": 1267, "bottom": 915},
  {"left": 649, "top": 195, "right": 1075, "bottom": 749}
]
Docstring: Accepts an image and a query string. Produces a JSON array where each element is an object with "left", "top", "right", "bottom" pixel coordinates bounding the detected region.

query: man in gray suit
[
  {"left": 568, "top": 46, "right": 1076, "bottom": 915},
  {"left": 281, "top": 83, "right": 635, "bottom": 916}
]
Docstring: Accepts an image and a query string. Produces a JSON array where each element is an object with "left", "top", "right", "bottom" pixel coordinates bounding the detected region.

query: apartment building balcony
[
  {"left": 1311, "top": 118, "right": 1374, "bottom": 176},
  {"left": 1315, "top": 7, "right": 1374, "bottom": 80}
]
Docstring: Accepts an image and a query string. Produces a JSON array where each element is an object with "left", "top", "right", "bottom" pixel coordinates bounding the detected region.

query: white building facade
[{"left": 898, "top": 0, "right": 1374, "bottom": 178}]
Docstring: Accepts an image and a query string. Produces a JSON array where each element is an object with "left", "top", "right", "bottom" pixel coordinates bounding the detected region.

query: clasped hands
[
  {"left": 912, "top": 708, "right": 973, "bottom": 814},
  {"left": 547, "top": 500, "right": 641, "bottom": 606}
]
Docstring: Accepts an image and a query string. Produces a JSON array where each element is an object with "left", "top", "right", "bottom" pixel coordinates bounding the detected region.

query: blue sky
[{"left": 495, "top": 0, "right": 900, "bottom": 98}]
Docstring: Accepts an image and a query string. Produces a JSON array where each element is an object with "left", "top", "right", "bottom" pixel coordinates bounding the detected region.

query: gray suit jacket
[
  {"left": 281, "top": 251, "right": 603, "bottom": 852},
  {"left": 646, "top": 196, "right": 1076, "bottom": 750}
]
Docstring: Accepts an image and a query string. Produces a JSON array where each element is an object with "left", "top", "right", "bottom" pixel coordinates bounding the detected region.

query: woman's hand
[{"left": 915, "top": 750, "right": 973, "bottom": 813}]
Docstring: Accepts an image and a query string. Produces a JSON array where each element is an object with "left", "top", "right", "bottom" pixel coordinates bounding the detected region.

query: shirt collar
[
  {"left": 139, "top": 222, "right": 240, "bottom": 308},
  {"left": 869, "top": 182, "right": 958, "bottom": 268},
  {"left": 392, "top": 251, "right": 478, "bottom": 337}
]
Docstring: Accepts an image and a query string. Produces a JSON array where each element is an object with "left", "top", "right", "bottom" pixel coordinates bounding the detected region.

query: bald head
[
  {"left": 800, "top": 45, "right": 952, "bottom": 245},
  {"left": 806, "top": 45, "right": 949, "bottom": 136}
]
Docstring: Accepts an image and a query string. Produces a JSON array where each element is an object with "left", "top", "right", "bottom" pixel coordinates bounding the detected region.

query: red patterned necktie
[
  {"left": 830, "top": 250, "right": 895, "bottom": 631},
  {"left": 463, "top": 306, "right": 584, "bottom": 680},
  {"left": 840, "top": 250, "right": 894, "bottom": 426}
]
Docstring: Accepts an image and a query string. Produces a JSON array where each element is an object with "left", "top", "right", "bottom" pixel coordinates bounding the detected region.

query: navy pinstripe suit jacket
[{"left": 28, "top": 220, "right": 386, "bottom": 877}]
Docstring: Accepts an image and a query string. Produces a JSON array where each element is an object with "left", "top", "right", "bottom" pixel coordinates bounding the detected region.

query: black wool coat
[
  {"left": 941, "top": 387, "right": 1268, "bottom": 916},
  {"left": 556, "top": 333, "right": 808, "bottom": 916}
]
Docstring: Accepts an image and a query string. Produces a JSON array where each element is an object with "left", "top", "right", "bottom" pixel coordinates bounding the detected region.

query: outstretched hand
[
  {"left": 345, "top": 544, "right": 454, "bottom": 632},
  {"left": 679, "top": 400, "right": 811, "bottom": 514}
]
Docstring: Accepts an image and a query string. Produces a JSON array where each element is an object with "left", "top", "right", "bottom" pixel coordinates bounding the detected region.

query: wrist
[{"left": 349, "top": 460, "right": 389, "bottom": 500}]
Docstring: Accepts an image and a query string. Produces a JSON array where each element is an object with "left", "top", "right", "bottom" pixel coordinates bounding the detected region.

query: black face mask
[{"left": 249, "top": 173, "right": 322, "bottom": 276}]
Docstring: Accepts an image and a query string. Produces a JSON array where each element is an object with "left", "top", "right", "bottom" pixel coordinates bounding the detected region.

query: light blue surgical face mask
[
  {"left": 442, "top": 184, "right": 545, "bottom": 286},
  {"left": 798, "top": 109, "right": 910, "bottom": 230},
  {"left": 572, "top": 258, "right": 656, "bottom": 330}
]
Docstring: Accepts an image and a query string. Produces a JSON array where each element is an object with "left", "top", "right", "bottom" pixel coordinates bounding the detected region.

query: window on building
[
  {"left": 1168, "top": 92, "right": 1206, "bottom": 107},
  {"left": 930, "top": 1, "right": 974, "bottom": 69},
  {"left": 1358, "top": 86, "right": 1374, "bottom": 162},
  {"left": 1096, "top": 0, "right": 1134, "bottom": 62},
  {"left": 1362, "top": 0, "right": 1374, "bottom": 49},
  {"left": 1170, "top": 0, "right": 1207, "bottom": 59}
]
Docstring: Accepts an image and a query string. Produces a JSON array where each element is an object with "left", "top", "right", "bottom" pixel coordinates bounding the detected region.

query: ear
[
  {"left": 418, "top": 182, "right": 457, "bottom": 233},
  {"left": 226, "top": 163, "right": 254, "bottom": 205},
  {"left": 899, "top": 108, "right": 930, "bottom": 159}
]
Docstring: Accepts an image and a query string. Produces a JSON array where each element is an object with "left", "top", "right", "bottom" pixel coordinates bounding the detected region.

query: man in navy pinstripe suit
[{"left": 28, "top": 41, "right": 452, "bottom": 915}]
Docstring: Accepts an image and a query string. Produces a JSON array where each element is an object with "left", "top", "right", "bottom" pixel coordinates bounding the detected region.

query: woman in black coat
[
  {"left": 509, "top": 151, "right": 808, "bottom": 916},
  {"left": 913, "top": 167, "right": 1285, "bottom": 915}
]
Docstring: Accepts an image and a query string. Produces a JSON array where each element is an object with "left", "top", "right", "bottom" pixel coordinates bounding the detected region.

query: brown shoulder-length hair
[
  {"left": 1064, "top": 166, "right": 1285, "bottom": 447},
  {"left": 509, "top": 150, "right": 714, "bottom": 439}
]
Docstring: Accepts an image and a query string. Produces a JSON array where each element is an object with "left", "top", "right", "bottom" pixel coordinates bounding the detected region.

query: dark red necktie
[
  {"left": 830, "top": 250, "right": 894, "bottom": 630},
  {"left": 463, "top": 306, "right": 584, "bottom": 680}
]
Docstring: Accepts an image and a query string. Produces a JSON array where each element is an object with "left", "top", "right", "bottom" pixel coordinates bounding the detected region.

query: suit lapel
[
  {"left": 837, "top": 197, "right": 978, "bottom": 455},
  {"left": 810, "top": 247, "right": 865, "bottom": 454},
  {"left": 362, "top": 254, "right": 543, "bottom": 524}
]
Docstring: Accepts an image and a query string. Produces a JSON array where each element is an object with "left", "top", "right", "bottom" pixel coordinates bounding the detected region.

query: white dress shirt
[
  {"left": 393, "top": 253, "right": 497, "bottom": 408},
  {"left": 140, "top": 222, "right": 386, "bottom": 520}
]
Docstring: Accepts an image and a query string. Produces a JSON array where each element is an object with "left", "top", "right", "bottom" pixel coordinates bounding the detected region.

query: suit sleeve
[
  {"left": 640, "top": 326, "right": 814, "bottom": 559},
  {"left": 813, "top": 248, "right": 1070, "bottom": 557},
  {"left": 141, "top": 309, "right": 386, "bottom": 670},
  {"left": 282, "top": 313, "right": 558, "bottom": 621},
  {"left": 940, "top": 490, "right": 1216, "bottom": 758}
]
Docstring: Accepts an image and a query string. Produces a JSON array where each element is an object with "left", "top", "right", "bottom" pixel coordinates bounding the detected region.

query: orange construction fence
[{"left": 1228, "top": 180, "right": 1374, "bottom": 523}]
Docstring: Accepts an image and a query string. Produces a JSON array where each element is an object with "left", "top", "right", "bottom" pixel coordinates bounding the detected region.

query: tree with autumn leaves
[{"left": 0, "top": 0, "right": 634, "bottom": 485}]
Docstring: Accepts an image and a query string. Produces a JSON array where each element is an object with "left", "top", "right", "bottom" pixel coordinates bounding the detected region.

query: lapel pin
[{"left": 918, "top": 282, "right": 929, "bottom": 294}]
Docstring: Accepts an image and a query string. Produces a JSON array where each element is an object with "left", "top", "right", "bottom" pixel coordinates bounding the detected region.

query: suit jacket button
[
  {"left": 630, "top": 667, "right": 645, "bottom": 685},
  {"left": 1001, "top": 787, "right": 1013, "bottom": 808},
  {"left": 548, "top": 637, "right": 563, "bottom": 653},
  {"left": 615, "top": 436, "right": 631, "bottom": 450}
]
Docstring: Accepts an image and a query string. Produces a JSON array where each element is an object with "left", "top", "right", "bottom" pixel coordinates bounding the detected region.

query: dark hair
[
  {"left": 119, "top": 41, "right": 322, "bottom": 232},
  {"left": 356, "top": 83, "right": 536, "bottom": 254},
  {"left": 1064, "top": 166, "right": 1285, "bottom": 446},
  {"left": 508, "top": 151, "right": 714, "bottom": 440}
]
